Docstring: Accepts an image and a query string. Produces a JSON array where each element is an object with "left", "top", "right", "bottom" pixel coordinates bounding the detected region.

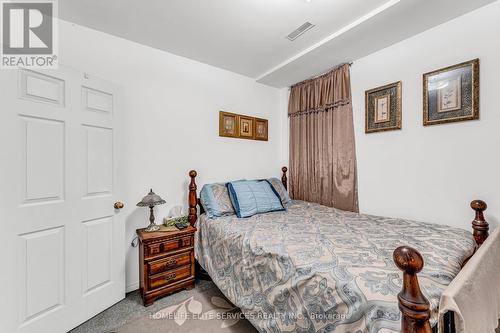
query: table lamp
[{"left": 137, "top": 189, "right": 166, "bottom": 232}]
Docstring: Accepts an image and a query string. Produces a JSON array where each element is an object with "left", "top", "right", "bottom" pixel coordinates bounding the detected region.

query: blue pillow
[
  {"left": 266, "top": 178, "right": 291, "bottom": 204},
  {"left": 227, "top": 180, "right": 285, "bottom": 218},
  {"left": 200, "top": 183, "right": 235, "bottom": 218}
]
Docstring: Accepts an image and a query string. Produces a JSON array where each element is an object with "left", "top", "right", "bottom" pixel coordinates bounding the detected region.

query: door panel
[
  {"left": 0, "top": 66, "right": 125, "bottom": 333},
  {"left": 82, "top": 216, "right": 113, "bottom": 294},
  {"left": 18, "top": 227, "right": 65, "bottom": 322},
  {"left": 84, "top": 125, "right": 113, "bottom": 197},
  {"left": 20, "top": 116, "right": 65, "bottom": 204},
  {"left": 82, "top": 86, "right": 113, "bottom": 114},
  {"left": 19, "top": 70, "right": 65, "bottom": 107}
]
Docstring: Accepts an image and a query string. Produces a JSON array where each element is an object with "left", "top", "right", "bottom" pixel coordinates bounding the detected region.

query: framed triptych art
[
  {"left": 219, "top": 111, "right": 268, "bottom": 141},
  {"left": 365, "top": 81, "right": 402, "bottom": 133},
  {"left": 423, "top": 59, "right": 479, "bottom": 126}
]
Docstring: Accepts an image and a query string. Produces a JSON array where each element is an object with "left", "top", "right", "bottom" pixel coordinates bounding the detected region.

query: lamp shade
[{"left": 136, "top": 189, "right": 166, "bottom": 207}]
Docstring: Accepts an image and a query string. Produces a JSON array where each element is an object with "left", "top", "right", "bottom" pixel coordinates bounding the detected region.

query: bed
[{"left": 186, "top": 168, "right": 490, "bottom": 333}]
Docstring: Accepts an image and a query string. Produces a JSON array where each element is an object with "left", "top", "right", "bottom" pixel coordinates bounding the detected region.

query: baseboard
[{"left": 126, "top": 282, "right": 139, "bottom": 293}]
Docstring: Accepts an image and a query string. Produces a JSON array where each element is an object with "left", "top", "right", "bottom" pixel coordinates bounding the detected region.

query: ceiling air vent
[{"left": 286, "top": 22, "right": 315, "bottom": 41}]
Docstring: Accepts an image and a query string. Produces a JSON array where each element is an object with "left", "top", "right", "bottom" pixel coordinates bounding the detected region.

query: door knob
[{"left": 114, "top": 202, "right": 124, "bottom": 209}]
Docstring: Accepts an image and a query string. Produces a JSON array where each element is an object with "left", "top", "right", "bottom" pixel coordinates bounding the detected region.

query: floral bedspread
[{"left": 194, "top": 200, "right": 475, "bottom": 333}]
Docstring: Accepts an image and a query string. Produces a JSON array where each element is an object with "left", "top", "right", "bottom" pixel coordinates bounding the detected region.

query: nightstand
[{"left": 137, "top": 226, "right": 196, "bottom": 306}]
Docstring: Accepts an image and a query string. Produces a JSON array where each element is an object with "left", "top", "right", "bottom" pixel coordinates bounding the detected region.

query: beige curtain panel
[{"left": 288, "top": 64, "right": 359, "bottom": 212}]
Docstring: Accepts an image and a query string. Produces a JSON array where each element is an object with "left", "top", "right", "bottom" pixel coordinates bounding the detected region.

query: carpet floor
[
  {"left": 70, "top": 280, "right": 257, "bottom": 333},
  {"left": 69, "top": 280, "right": 500, "bottom": 333}
]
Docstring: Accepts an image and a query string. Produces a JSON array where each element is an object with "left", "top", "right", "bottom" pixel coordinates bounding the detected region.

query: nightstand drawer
[
  {"left": 148, "top": 265, "right": 192, "bottom": 290},
  {"left": 148, "top": 251, "right": 191, "bottom": 275},
  {"left": 146, "top": 236, "right": 192, "bottom": 257}
]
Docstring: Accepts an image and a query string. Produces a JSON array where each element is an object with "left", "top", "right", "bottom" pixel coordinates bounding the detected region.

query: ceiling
[{"left": 59, "top": 0, "right": 495, "bottom": 88}]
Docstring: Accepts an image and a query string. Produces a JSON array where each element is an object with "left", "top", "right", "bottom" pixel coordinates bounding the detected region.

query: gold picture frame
[
  {"left": 219, "top": 111, "right": 238, "bottom": 138},
  {"left": 238, "top": 116, "right": 254, "bottom": 139},
  {"left": 423, "top": 59, "right": 479, "bottom": 126},
  {"left": 254, "top": 118, "right": 268, "bottom": 141},
  {"left": 365, "top": 81, "right": 402, "bottom": 133}
]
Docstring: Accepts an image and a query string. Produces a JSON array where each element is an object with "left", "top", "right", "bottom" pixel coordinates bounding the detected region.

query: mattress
[{"left": 194, "top": 200, "right": 475, "bottom": 332}]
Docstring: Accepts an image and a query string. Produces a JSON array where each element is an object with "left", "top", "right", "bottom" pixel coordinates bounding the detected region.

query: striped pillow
[{"left": 227, "top": 180, "right": 284, "bottom": 218}]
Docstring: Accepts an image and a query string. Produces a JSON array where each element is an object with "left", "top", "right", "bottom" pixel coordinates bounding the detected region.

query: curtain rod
[
  {"left": 289, "top": 61, "right": 354, "bottom": 89},
  {"left": 308, "top": 61, "right": 353, "bottom": 80}
]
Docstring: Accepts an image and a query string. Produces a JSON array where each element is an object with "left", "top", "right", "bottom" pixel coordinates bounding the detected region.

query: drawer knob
[
  {"left": 166, "top": 258, "right": 176, "bottom": 266},
  {"left": 165, "top": 273, "right": 176, "bottom": 281}
]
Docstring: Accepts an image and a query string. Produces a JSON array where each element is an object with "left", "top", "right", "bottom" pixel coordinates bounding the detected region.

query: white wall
[
  {"left": 351, "top": 2, "right": 500, "bottom": 231},
  {"left": 58, "top": 21, "right": 284, "bottom": 291}
]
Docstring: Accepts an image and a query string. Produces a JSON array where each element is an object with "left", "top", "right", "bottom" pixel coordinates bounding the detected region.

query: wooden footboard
[{"left": 394, "top": 200, "right": 489, "bottom": 333}]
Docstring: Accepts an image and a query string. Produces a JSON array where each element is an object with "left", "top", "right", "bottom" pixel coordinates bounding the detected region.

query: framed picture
[
  {"left": 365, "top": 81, "right": 402, "bottom": 133},
  {"left": 219, "top": 111, "right": 238, "bottom": 138},
  {"left": 219, "top": 111, "right": 268, "bottom": 141},
  {"left": 254, "top": 118, "right": 268, "bottom": 141},
  {"left": 423, "top": 59, "right": 479, "bottom": 126},
  {"left": 238, "top": 116, "right": 254, "bottom": 139}
]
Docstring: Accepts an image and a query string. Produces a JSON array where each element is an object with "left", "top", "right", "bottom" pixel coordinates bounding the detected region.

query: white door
[{"left": 0, "top": 66, "right": 125, "bottom": 333}]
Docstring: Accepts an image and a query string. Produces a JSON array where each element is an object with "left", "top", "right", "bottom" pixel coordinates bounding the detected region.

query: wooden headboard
[{"left": 187, "top": 167, "right": 288, "bottom": 226}]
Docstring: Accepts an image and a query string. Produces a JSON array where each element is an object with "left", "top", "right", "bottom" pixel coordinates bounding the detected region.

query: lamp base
[{"left": 145, "top": 222, "right": 160, "bottom": 232}]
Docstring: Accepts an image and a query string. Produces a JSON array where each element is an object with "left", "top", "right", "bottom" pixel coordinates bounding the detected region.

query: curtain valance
[{"left": 288, "top": 64, "right": 351, "bottom": 116}]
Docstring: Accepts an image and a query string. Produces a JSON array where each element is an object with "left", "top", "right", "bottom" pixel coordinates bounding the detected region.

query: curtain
[{"left": 288, "top": 64, "right": 358, "bottom": 212}]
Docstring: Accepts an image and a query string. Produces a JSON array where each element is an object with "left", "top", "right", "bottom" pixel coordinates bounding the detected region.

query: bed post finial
[
  {"left": 281, "top": 166, "right": 288, "bottom": 190},
  {"left": 188, "top": 170, "right": 198, "bottom": 226},
  {"left": 471, "top": 200, "right": 489, "bottom": 247},
  {"left": 393, "top": 246, "right": 432, "bottom": 333}
]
